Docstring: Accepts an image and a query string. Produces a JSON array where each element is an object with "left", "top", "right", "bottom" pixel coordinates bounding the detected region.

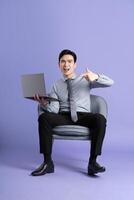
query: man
[{"left": 31, "top": 49, "right": 114, "bottom": 176}]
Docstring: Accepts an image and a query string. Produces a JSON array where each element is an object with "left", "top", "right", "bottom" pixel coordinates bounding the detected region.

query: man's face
[{"left": 59, "top": 54, "right": 76, "bottom": 78}]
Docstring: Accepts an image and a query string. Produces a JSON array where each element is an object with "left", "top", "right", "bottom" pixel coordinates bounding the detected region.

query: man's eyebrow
[{"left": 60, "top": 59, "right": 65, "bottom": 62}]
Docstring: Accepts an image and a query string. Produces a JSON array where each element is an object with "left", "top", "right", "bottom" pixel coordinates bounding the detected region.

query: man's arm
[{"left": 82, "top": 68, "right": 114, "bottom": 88}]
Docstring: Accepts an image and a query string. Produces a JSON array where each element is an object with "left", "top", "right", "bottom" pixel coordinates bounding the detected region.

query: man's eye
[{"left": 61, "top": 61, "right": 65, "bottom": 64}]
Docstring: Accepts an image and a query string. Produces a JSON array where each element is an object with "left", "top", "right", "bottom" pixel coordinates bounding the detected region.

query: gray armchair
[{"left": 38, "top": 95, "right": 108, "bottom": 140}]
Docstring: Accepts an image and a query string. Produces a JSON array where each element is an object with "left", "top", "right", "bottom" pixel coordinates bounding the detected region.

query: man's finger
[
  {"left": 81, "top": 73, "right": 88, "bottom": 78},
  {"left": 35, "top": 94, "right": 42, "bottom": 101}
]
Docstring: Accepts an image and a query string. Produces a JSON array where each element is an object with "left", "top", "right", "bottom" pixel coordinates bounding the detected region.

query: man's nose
[{"left": 64, "top": 62, "right": 68, "bottom": 67}]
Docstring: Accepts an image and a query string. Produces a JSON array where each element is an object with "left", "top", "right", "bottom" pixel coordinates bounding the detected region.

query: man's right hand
[{"left": 34, "top": 94, "right": 49, "bottom": 106}]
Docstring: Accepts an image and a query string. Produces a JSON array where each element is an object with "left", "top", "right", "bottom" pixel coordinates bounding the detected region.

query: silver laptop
[{"left": 21, "top": 73, "right": 59, "bottom": 101}]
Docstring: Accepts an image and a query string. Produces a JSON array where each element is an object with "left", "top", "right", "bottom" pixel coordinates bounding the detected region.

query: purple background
[{"left": 0, "top": 0, "right": 134, "bottom": 200}]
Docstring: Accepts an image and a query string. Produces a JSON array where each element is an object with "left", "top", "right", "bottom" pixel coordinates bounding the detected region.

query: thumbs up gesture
[{"left": 82, "top": 68, "right": 99, "bottom": 82}]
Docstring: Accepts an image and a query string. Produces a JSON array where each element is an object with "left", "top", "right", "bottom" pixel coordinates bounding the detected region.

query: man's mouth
[{"left": 63, "top": 68, "right": 70, "bottom": 72}]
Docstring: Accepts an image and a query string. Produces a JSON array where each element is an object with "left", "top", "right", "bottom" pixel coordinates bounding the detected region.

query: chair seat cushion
[{"left": 53, "top": 125, "right": 90, "bottom": 136}]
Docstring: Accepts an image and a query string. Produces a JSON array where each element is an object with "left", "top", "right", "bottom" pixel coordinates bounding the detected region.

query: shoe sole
[
  {"left": 31, "top": 167, "right": 54, "bottom": 176},
  {"left": 88, "top": 168, "right": 105, "bottom": 175}
]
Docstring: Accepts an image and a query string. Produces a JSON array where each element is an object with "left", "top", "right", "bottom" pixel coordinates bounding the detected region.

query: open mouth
[{"left": 63, "top": 68, "right": 70, "bottom": 72}]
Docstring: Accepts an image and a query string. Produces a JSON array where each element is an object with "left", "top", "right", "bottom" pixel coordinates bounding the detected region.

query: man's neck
[{"left": 64, "top": 73, "right": 76, "bottom": 79}]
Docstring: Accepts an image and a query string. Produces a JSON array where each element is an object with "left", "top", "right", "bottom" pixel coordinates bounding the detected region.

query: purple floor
[{"left": 1, "top": 129, "right": 134, "bottom": 200}]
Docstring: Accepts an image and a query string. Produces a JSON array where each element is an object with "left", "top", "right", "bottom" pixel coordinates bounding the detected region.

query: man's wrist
[{"left": 95, "top": 74, "right": 99, "bottom": 81}]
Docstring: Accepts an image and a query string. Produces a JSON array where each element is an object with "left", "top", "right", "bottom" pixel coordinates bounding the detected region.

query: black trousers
[{"left": 38, "top": 111, "right": 107, "bottom": 158}]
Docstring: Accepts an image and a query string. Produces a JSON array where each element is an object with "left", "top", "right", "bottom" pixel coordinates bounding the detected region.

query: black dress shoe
[
  {"left": 88, "top": 162, "right": 106, "bottom": 175},
  {"left": 31, "top": 161, "right": 54, "bottom": 176}
]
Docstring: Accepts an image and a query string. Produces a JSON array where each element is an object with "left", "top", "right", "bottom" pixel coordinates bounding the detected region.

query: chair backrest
[{"left": 90, "top": 95, "right": 108, "bottom": 119}]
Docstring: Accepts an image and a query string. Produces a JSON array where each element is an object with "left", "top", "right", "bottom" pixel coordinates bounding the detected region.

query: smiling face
[{"left": 59, "top": 54, "right": 77, "bottom": 79}]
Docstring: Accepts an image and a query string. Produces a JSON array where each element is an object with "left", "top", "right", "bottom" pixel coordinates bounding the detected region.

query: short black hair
[{"left": 58, "top": 49, "right": 77, "bottom": 63}]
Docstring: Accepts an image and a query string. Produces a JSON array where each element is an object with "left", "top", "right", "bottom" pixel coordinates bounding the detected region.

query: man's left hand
[{"left": 82, "top": 68, "right": 99, "bottom": 82}]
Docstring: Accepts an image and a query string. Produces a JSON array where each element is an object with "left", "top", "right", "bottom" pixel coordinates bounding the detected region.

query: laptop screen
[{"left": 21, "top": 73, "right": 46, "bottom": 99}]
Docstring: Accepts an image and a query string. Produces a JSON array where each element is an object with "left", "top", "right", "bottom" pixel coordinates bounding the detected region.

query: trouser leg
[
  {"left": 89, "top": 114, "right": 106, "bottom": 157},
  {"left": 38, "top": 111, "right": 73, "bottom": 160},
  {"left": 77, "top": 113, "right": 107, "bottom": 158}
]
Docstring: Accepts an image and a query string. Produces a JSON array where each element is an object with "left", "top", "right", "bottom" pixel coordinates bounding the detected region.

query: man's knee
[
  {"left": 38, "top": 111, "right": 49, "bottom": 122},
  {"left": 94, "top": 113, "right": 106, "bottom": 123}
]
